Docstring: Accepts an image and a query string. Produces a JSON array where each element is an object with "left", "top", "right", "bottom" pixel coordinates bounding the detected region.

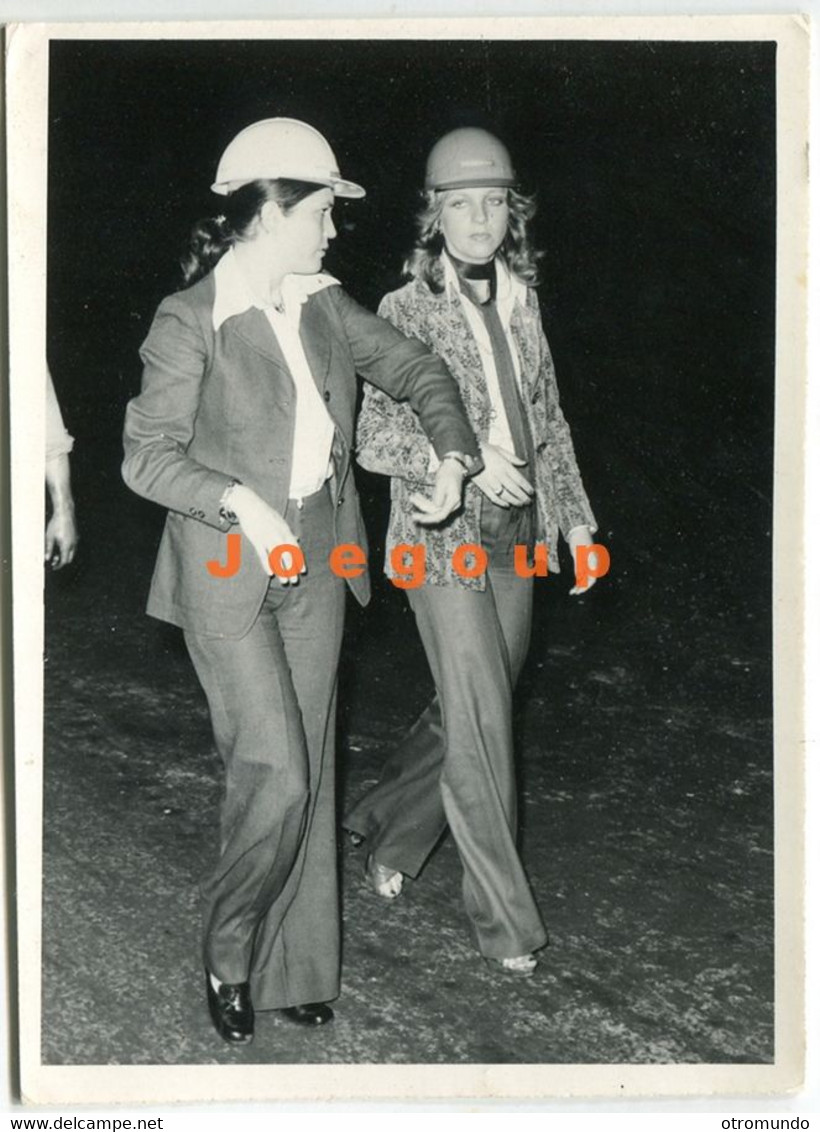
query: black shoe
[
  {"left": 279, "top": 1002, "right": 334, "bottom": 1026},
  {"left": 205, "top": 971, "right": 254, "bottom": 1044}
]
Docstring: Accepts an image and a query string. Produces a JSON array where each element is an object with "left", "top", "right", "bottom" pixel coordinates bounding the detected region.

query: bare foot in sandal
[
  {"left": 484, "top": 954, "right": 537, "bottom": 977},
  {"left": 364, "top": 855, "right": 404, "bottom": 899}
]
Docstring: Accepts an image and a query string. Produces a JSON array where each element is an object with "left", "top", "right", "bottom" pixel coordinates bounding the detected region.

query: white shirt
[
  {"left": 427, "top": 254, "right": 528, "bottom": 473},
  {"left": 46, "top": 368, "right": 74, "bottom": 461},
  {"left": 213, "top": 249, "right": 338, "bottom": 499},
  {"left": 443, "top": 253, "right": 528, "bottom": 456},
  {"left": 434, "top": 258, "right": 592, "bottom": 542}
]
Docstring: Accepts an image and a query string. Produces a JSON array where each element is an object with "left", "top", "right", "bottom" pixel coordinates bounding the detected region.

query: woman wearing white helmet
[
  {"left": 345, "top": 127, "right": 600, "bottom": 976},
  {"left": 122, "top": 118, "right": 480, "bottom": 1043}
]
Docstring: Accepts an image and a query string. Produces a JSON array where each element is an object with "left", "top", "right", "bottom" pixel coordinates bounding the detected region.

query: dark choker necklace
[{"left": 445, "top": 250, "right": 495, "bottom": 281}]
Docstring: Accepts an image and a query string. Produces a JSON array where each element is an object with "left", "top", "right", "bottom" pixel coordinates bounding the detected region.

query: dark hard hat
[{"left": 425, "top": 128, "right": 516, "bottom": 191}]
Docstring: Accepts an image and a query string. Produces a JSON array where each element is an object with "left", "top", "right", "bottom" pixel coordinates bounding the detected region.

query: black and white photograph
[{"left": 5, "top": 14, "right": 809, "bottom": 1105}]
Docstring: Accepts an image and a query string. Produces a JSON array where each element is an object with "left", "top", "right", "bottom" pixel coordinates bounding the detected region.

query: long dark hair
[
  {"left": 180, "top": 179, "right": 323, "bottom": 287},
  {"left": 403, "top": 187, "right": 543, "bottom": 292}
]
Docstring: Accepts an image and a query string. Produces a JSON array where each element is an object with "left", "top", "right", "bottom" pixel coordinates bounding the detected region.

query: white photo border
[{"left": 5, "top": 13, "right": 810, "bottom": 1106}]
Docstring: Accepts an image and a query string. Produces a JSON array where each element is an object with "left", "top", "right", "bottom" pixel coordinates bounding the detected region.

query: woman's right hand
[
  {"left": 473, "top": 443, "right": 535, "bottom": 509},
  {"left": 228, "top": 485, "right": 305, "bottom": 585},
  {"left": 45, "top": 502, "right": 78, "bottom": 570}
]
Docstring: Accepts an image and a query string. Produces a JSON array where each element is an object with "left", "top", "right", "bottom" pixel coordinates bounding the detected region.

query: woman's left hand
[
  {"left": 568, "top": 525, "right": 599, "bottom": 595},
  {"left": 409, "top": 458, "right": 466, "bottom": 526},
  {"left": 473, "top": 443, "right": 534, "bottom": 508}
]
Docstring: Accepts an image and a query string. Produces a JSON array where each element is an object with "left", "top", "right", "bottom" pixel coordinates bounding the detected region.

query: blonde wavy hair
[{"left": 402, "top": 187, "right": 543, "bottom": 292}]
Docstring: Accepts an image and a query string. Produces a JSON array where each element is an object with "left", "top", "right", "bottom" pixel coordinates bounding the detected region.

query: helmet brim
[
  {"left": 428, "top": 176, "right": 518, "bottom": 191},
  {"left": 211, "top": 175, "right": 366, "bottom": 199},
  {"left": 329, "top": 177, "right": 366, "bottom": 199}
]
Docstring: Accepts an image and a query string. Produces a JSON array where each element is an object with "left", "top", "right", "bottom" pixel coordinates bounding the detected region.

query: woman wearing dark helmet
[
  {"left": 345, "top": 128, "right": 600, "bottom": 976},
  {"left": 122, "top": 118, "right": 479, "bottom": 1042}
]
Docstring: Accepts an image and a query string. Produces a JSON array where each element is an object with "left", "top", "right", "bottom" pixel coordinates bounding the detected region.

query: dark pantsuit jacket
[
  {"left": 123, "top": 270, "right": 478, "bottom": 635},
  {"left": 121, "top": 265, "right": 478, "bottom": 1008}
]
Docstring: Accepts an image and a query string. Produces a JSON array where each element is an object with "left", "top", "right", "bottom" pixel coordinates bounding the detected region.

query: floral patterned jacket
[{"left": 356, "top": 261, "right": 597, "bottom": 590}]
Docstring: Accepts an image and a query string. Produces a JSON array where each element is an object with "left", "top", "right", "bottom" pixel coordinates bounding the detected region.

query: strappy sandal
[
  {"left": 364, "top": 854, "right": 404, "bottom": 899},
  {"left": 483, "top": 953, "right": 538, "bottom": 978}
]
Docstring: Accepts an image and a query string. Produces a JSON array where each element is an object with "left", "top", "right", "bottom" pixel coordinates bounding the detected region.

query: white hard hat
[{"left": 212, "top": 117, "right": 365, "bottom": 198}]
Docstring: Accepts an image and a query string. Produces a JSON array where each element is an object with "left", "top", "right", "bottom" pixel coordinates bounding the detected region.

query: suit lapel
[
  {"left": 509, "top": 301, "right": 539, "bottom": 404},
  {"left": 424, "top": 283, "right": 490, "bottom": 404},
  {"left": 298, "top": 296, "right": 332, "bottom": 395},
  {"left": 229, "top": 308, "right": 291, "bottom": 372},
  {"left": 300, "top": 294, "right": 354, "bottom": 456}
]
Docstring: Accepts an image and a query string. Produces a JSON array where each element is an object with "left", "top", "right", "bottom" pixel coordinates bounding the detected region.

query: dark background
[
  {"left": 41, "top": 38, "right": 777, "bottom": 1064},
  {"left": 47, "top": 37, "right": 776, "bottom": 595}
]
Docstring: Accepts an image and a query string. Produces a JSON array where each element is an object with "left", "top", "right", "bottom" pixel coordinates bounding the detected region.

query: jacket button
[
  {"left": 323, "top": 390, "right": 331, "bottom": 402},
  {"left": 536, "top": 442, "right": 547, "bottom": 454},
  {"left": 337, "top": 495, "right": 345, "bottom": 507}
]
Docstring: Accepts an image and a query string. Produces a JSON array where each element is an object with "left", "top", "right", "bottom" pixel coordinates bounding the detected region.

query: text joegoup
[{"left": 207, "top": 534, "right": 611, "bottom": 590}]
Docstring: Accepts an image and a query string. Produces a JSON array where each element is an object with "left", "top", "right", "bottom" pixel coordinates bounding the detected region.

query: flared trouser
[
  {"left": 184, "top": 485, "right": 346, "bottom": 1011},
  {"left": 345, "top": 501, "right": 548, "bottom": 959}
]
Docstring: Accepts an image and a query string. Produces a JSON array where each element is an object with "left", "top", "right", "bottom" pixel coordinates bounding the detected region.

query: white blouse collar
[{"left": 212, "top": 248, "right": 340, "bottom": 332}]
